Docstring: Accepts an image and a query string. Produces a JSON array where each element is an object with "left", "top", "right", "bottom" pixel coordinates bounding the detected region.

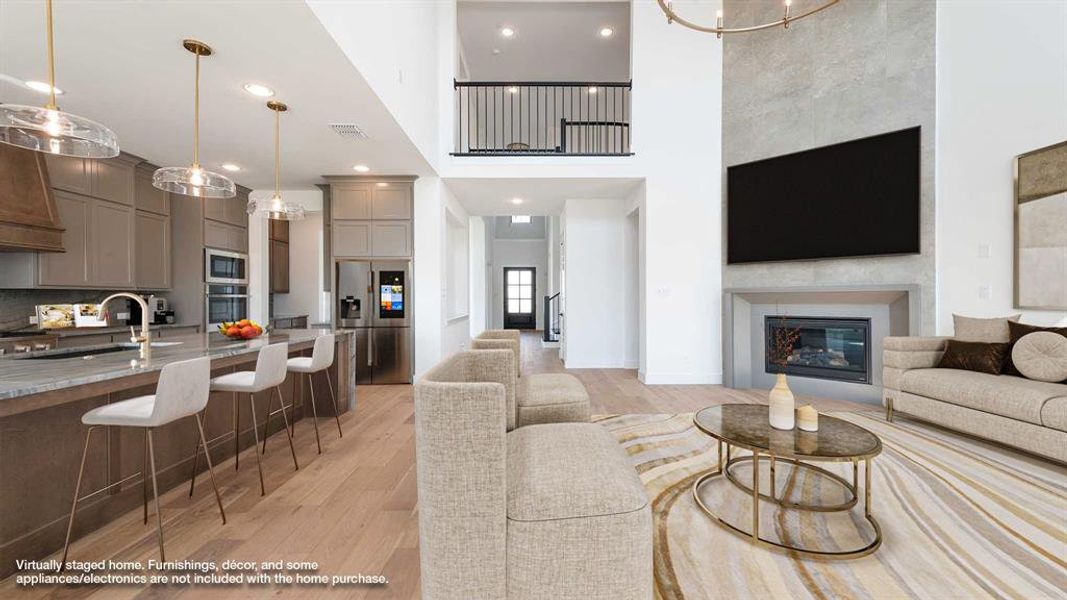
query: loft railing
[
  {"left": 453, "top": 81, "right": 633, "bottom": 157},
  {"left": 543, "top": 293, "right": 561, "bottom": 343}
]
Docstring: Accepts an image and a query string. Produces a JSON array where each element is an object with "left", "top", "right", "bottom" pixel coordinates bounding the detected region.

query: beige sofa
[
  {"left": 415, "top": 349, "right": 652, "bottom": 599},
  {"left": 472, "top": 329, "right": 591, "bottom": 427},
  {"left": 882, "top": 336, "right": 1067, "bottom": 463}
]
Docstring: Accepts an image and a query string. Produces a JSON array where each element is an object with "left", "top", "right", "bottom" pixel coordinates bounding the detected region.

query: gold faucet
[{"left": 99, "top": 292, "right": 151, "bottom": 361}]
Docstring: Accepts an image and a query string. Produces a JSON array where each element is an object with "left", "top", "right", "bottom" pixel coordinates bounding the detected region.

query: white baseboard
[
  {"left": 541, "top": 339, "right": 560, "bottom": 348},
  {"left": 639, "top": 371, "right": 723, "bottom": 385}
]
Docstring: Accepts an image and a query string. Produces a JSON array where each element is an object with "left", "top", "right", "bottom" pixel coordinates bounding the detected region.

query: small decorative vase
[{"left": 769, "top": 372, "right": 795, "bottom": 430}]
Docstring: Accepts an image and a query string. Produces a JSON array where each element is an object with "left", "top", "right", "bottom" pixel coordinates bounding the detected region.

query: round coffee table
[{"left": 692, "top": 404, "right": 883, "bottom": 559}]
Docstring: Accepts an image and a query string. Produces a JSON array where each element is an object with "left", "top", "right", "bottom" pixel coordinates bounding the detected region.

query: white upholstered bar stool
[
  {"left": 60, "top": 357, "right": 224, "bottom": 567},
  {"left": 286, "top": 334, "right": 342, "bottom": 454},
  {"left": 190, "top": 342, "right": 297, "bottom": 497}
]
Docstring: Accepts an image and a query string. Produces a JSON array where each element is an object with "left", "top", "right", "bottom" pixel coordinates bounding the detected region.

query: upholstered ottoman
[
  {"left": 505, "top": 423, "right": 652, "bottom": 600},
  {"left": 518, "top": 373, "right": 591, "bottom": 427}
]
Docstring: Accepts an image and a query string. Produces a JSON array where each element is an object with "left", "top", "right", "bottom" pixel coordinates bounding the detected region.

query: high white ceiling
[
  {"left": 446, "top": 177, "right": 642, "bottom": 215},
  {"left": 0, "top": 0, "right": 433, "bottom": 190},
  {"left": 458, "top": 1, "right": 631, "bottom": 81}
]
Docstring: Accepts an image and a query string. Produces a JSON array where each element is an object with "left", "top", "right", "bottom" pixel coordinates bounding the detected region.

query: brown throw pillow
[
  {"left": 1003, "top": 321, "right": 1067, "bottom": 376},
  {"left": 937, "top": 340, "right": 1010, "bottom": 375}
]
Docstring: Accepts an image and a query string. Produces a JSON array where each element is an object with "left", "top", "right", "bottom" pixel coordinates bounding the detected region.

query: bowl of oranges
[{"left": 218, "top": 319, "right": 264, "bottom": 340}]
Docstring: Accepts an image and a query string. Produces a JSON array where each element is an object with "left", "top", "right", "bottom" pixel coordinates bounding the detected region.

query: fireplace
[{"left": 765, "top": 316, "right": 872, "bottom": 384}]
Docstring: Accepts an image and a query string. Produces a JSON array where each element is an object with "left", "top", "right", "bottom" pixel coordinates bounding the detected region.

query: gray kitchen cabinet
[
  {"left": 44, "top": 154, "right": 91, "bottom": 196},
  {"left": 332, "top": 221, "right": 371, "bottom": 257},
  {"left": 204, "top": 219, "right": 247, "bottom": 252},
  {"left": 371, "top": 221, "right": 412, "bottom": 257},
  {"left": 227, "top": 190, "right": 249, "bottom": 226},
  {"left": 135, "top": 211, "right": 170, "bottom": 290},
  {"left": 91, "top": 158, "right": 135, "bottom": 206},
  {"left": 134, "top": 165, "right": 169, "bottom": 215},
  {"left": 332, "top": 184, "right": 371, "bottom": 220},
  {"left": 371, "top": 186, "right": 412, "bottom": 220},
  {"left": 203, "top": 196, "right": 227, "bottom": 223},
  {"left": 270, "top": 239, "right": 289, "bottom": 293},
  {"left": 91, "top": 199, "right": 135, "bottom": 287},
  {"left": 38, "top": 191, "right": 92, "bottom": 287}
]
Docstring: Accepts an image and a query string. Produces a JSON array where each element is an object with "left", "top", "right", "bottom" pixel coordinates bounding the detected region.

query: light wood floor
[{"left": 4, "top": 332, "right": 874, "bottom": 599}]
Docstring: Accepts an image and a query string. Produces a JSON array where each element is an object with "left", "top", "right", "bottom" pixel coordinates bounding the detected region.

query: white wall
[
  {"left": 469, "top": 216, "right": 488, "bottom": 337},
  {"left": 414, "top": 177, "right": 445, "bottom": 378},
  {"left": 442, "top": 188, "right": 471, "bottom": 357},
  {"left": 936, "top": 0, "right": 1067, "bottom": 331},
  {"left": 491, "top": 239, "right": 548, "bottom": 330},
  {"left": 562, "top": 198, "right": 637, "bottom": 368}
]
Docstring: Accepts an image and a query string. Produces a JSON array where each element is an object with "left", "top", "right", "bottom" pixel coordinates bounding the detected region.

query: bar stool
[
  {"left": 190, "top": 342, "right": 297, "bottom": 498},
  {"left": 60, "top": 357, "right": 224, "bottom": 566},
  {"left": 286, "top": 334, "right": 343, "bottom": 454}
]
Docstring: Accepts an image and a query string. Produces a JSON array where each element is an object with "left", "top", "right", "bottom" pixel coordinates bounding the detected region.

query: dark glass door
[{"left": 503, "top": 267, "right": 536, "bottom": 330}]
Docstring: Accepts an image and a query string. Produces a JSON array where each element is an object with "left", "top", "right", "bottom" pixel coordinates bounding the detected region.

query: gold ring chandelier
[{"left": 656, "top": 0, "right": 841, "bottom": 38}]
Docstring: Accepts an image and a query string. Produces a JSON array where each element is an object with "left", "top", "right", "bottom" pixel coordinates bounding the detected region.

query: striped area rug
[{"left": 595, "top": 412, "right": 1067, "bottom": 600}]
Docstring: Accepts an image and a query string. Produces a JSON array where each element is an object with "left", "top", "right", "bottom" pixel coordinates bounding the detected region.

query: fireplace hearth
[{"left": 765, "top": 316, "right": 872, "bottom": 384}]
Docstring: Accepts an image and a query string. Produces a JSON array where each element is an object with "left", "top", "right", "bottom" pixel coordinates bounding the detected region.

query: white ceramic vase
[{"left": 769, "top": 372, "right": 795, "bottom": 430}]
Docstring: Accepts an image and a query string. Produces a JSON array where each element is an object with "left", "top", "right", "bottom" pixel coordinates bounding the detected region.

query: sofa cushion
[
  {"left": 936, "top": 340, "right": 1010, "bottom": 374},
  {"left": 953, "top": 314, "right": 1020, "bottom": 343},
  {"left": 1004, "top": 321, "right": 1067, "bottom": 376},
  {"left": 901, "top": 368, "right": 1067, "bottom": 425},
  {"left": 506, "top": 423, "right": 647, "bottom": 522},
  {"left": 1040, "top": 397, "right": 1067, "bottom": 432},
  {"left": 1012, "top": 332, "right": 1067, "bottom": 383},
  {"left": 517, "top": 373, "right": 591, "bottom": 426}
]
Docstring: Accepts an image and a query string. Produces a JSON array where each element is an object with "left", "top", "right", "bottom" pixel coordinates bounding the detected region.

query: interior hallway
[{"left": 6, "top": 332, "right": 871, "bottom": 599}]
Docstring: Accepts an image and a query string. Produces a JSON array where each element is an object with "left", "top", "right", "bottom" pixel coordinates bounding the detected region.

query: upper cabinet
[
  {"left": 326, "top": 177, "right": 415, "bottom": 259},
  {"left": 44, "top": 154, "right": 92, "bottom": 196},
  {"left": 91, "top": 200, "right": 135, "bottom": 287},
  {"left": 134, "top": 165, "right": 169, "bottom": 215},
  {"left": 135, "top": 211, "right": 170, "bottom": 289},
  {"left": 204, "top": 187, "right": 249, "bottom": 228},
  {"left": 37, "top": 191, "right": 93, "bottom": 287},
  {"left": 45, "top": 154, "right": 137, "bottom": 205}
]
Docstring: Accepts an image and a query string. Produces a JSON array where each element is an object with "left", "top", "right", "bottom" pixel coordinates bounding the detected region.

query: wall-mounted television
[{"left": 726, "top": 127, "right": 921, "bottom": 264}]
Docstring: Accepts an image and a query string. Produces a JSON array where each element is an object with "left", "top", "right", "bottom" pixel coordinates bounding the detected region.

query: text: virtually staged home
[{"left": 0, "top": 0, "right": 1064, "bottom": 598}]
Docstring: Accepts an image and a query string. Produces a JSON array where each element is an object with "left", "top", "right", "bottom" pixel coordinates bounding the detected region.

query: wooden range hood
[{"left": 0, "top": 144, "right": 65, "bottom": 252}]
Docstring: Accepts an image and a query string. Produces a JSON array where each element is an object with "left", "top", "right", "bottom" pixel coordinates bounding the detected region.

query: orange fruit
[
  {"left": 226, "top": 326, "right": 240, "bottom": 337},
  {"left": 237, "top": 319, "right": 251, "bottom": 327}
]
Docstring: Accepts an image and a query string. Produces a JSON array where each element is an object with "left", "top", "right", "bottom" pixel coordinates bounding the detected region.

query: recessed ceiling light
[
  {"left": 588, "top": 86, "right": 598, "bottom": 94},
  {"left": 507, "top": 86, "right": 519, "bottom": 94},
  {"left": 599, "top": 27, "right": 614, "bottom": 38},
  {"left": 221, "top": 163, "right": 241, "bottom": 172},
  {"left": 511, "top": 197, "right": 524, "bottom": 205},
  {"left": 243, "top": 83, "right": 274, "bottom": 97},
  {"left": 500, "top": 27, "right": 515, "bottom": 38},
  {"left": 25, "top": 80, "right": 63, "bottom": 95},
  {"left": 376, "top": 182, "right": 389, "bottom": 188},
  {"left": 353, "top": 164, "right": 370, "bottom": 173}
]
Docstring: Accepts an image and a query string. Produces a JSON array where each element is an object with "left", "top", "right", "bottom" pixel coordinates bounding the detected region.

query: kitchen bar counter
[
  {"left": 50, "top": 322, "right": 201, "bottom": 337},
  {"left": 0, "top": 329, "right": 355, "bottom": 576}
]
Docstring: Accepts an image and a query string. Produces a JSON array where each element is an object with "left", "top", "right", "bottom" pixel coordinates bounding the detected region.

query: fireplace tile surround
[{"left": 724, "top": 285, "right": 919, "bottom": 404}]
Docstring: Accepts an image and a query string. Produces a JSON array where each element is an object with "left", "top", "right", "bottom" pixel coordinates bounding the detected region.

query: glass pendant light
[
  {"left": 0, "top": 0, "right": 119, "bottom": 158},
  {"left": 247, "top": 101, "right": 305, "bottom": 221},
  {"left": 153, "top": 40, "right": 235, "bottom": 198}
]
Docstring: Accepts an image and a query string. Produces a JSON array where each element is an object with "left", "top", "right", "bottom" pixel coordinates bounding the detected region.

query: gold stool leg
[
  {"left": 188, "top": 419, "right": 201, "bottom": 497},
  {"left": 195, "top": 413, "right": 227, "bottom": 524},
  {"left": 247, "top": 393, "right": 266, "bottom": 496},
  {"left": 146, "top": 429, "right": 165, "bottom": 561},
  {"left": 233, "top": 392, "right": 240, "bottom": 471},
  {"left": 307, "top": 373, "right": 322, "bottom": 454},
  {"left": 143, "top": 429, "right": 149, "bottom": 524},
  {"left": 59, "top": 426, "right": 97, "bottom": 571},
  {"left": 275, "top": 386, "right": 300, "bottom": 470},
  {"left": 325, "top": 369, "right": 343, "bottom": 438},
  {"left": 261, "top": 386, "right": 277, "bottom": 455},
  {"left": 886, "top": 398, "right": 894, "bottom": 422}
]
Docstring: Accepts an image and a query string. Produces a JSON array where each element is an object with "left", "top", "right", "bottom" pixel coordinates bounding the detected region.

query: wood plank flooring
[{"left": 2, "top": 332, "right": 874, "bottom": 599}]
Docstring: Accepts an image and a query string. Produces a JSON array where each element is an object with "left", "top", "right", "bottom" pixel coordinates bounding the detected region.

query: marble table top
[{"left": 0, "top": 328, "right": 352, "bottom": 401}]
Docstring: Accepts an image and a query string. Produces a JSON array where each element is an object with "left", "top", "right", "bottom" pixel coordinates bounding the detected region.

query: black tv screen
[{"left": 726, "top": 127, "right": 920, "bottom": 264}]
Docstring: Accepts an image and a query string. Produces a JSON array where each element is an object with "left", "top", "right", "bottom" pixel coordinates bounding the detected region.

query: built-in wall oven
[
  {"left": 205, "top": 249, "right": 248, "bottom": 285},
  {"left": 205, "top": 284, "right": 248, "bottom": 328}
]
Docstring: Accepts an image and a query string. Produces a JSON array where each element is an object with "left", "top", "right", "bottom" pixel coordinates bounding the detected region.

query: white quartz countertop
[{"left": 0, "top": 328, "right": 352, "bottom": 401}]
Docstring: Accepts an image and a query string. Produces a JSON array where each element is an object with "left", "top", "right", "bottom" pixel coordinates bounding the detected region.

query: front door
[{"left": 503, "top": 267, "right": 536, "bottom": 330}]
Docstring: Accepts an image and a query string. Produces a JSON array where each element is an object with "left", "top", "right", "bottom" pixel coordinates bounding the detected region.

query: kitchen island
[{"left": 0, "top": 329, "right": 354, "bottom": 578}]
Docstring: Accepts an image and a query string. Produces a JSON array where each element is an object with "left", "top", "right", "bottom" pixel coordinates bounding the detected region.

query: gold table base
[{"left": 693, "top": 442, "right": 882, "bottom": 560}]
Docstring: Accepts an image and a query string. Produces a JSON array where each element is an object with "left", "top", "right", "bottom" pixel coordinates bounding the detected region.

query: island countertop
[{"left": 0, "top": 328, "right": 352, "bottom": 405}]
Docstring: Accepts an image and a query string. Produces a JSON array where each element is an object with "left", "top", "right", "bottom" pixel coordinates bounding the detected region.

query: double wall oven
[{"left": 205, "top": 249, "right": 248, "bottom": 328}]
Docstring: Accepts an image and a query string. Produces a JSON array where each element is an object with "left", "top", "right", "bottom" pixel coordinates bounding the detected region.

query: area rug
[{"left": 594, "top": 412, "right": 1067, "bottom": 600}]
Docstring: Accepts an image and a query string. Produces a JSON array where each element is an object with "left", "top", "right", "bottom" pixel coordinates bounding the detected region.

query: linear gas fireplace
[{"left": 765, "top": 316, "right": 872, "bottom": 384}]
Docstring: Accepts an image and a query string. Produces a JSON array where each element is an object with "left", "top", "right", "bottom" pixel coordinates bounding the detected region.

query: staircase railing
[{"left": 543, "top": 293, "right": 561, "bottom": 342}]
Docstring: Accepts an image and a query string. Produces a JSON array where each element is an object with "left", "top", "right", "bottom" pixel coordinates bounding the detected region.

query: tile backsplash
[{"left": 0, "top": 290, "right": 118, "bottom": 332}]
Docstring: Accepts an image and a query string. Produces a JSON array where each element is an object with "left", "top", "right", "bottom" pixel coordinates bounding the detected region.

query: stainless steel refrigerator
[{"left": 337, "top": 260, "right": 413, "bottom": 384}]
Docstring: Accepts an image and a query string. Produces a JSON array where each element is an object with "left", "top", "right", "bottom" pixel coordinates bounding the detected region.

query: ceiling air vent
[{"left": 329, "top": 123, "right": 369, "bottom": 140}]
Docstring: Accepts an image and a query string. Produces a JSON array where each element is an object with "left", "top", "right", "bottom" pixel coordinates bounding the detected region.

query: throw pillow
[
  {"left": 937, "top": 340, "right": 1010, "bottom": 375},
  {"left": 1012, "top": 332, "right": 1067, "bottom": 383},
  {"left": 1003, "top": 321, "right": 1067, "bottom": 376},
  {"left": 952, "top": 314, "right": 1021, "bottom": 343}
]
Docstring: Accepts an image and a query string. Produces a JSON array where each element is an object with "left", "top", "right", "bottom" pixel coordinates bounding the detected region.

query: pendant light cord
[
  {"left": 274, "top": 108, "right": 281, "bottom": 197},
  {"left": 45, "top": 0, "right": 57, "bottom": 110},
  {"left": 193, "top": 48, "right": 201, "bottom": 167}
]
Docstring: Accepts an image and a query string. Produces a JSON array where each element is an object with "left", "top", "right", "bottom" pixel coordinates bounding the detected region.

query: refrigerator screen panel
[{"left": 378, "top": 271, "right": 406, "bottom": 319}]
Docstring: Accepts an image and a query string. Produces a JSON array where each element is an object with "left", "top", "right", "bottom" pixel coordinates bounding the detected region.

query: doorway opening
[{"left": 503, "top": 267, "right": 536, "bottom": 329}]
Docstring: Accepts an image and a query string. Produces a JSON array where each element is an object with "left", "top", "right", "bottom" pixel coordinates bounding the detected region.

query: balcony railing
[{"left": 453, "top": 81, "right": 632, "bottom": 157}]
